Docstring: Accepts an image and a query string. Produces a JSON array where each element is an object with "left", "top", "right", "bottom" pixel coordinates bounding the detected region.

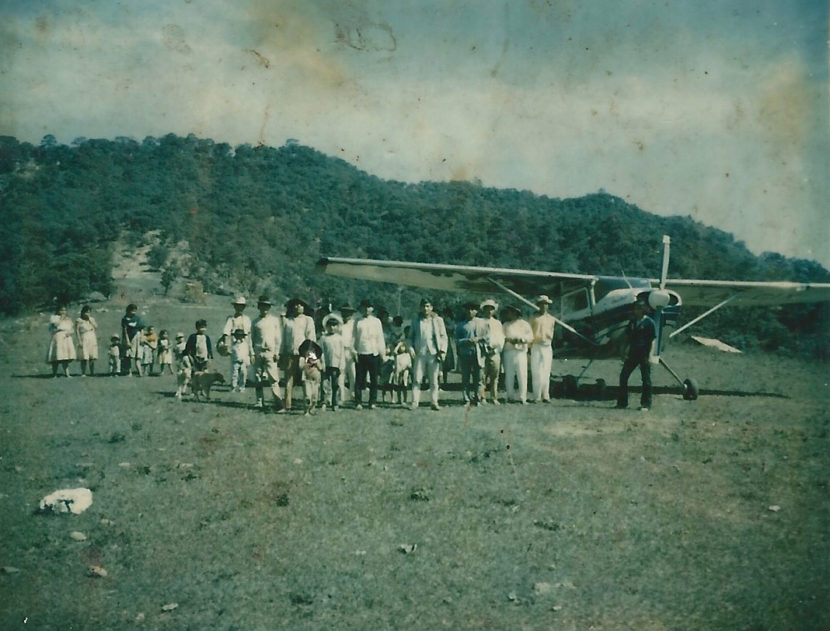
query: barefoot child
[
  {"left": 140, "top": 326, "right": 158, "bottom": 376},
  {"left": 173, "top": 332, "right": 192, "bottom": 398},
  {"left": 157, "top": 329, "right": 173, "bottom": 375},
  {"left": 230, "top": 328, "right": 251, "bottom": 392},
  {"left": 108, "top": 334, "right": 121, "bottom": 376}
]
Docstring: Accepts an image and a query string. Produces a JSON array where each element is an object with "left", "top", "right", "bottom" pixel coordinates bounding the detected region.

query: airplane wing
[
  {"left": 317, "top": 256, "right": 830, "bottom": 307},
  {"left": 660, "top": 279, "right": 830, "bottom": 307},
  {"left": 316, "top": 257, "right": 598, "bottom": 299}
]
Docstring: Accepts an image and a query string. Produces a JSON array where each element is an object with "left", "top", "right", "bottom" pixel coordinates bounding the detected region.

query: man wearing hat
[
  {"left": 455, "top": 301, "right": 488, "bottom": 405},
  {"left": 219, "top": 296, "right": 253, "bottom": 385},
  {"left": 616, "top": 296, "right": 656, "bottom": 411},
  {"left": 529, "top": 295, "right": 556, "bottom": 403},
  {"left": 281, "top": 298, "right": 317, "bottom": 412},
  {"left": 251, "top": 296, "right": 284, "bottom": 411},
  {"left": 479, "top": 299, "right": 505, "bottom": 404},
  {"left": 407, "top": 297, "right": 449, "bottom": 410},
  {"left": 352, "top": 299, "right": 385, "bottom": 409}
]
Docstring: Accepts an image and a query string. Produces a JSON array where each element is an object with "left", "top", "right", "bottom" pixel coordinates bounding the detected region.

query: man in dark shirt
[{"left": 616, "top": 297, "right": 656, "bottom": 410}]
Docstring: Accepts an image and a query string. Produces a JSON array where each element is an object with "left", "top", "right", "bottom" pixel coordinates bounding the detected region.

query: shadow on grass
[{"left": 550, "top": 382, "right": 787, "bottom": 401}]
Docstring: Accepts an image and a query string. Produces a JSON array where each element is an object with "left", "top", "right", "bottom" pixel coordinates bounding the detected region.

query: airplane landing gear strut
[{"left": 658, "top": 357, "right": 699, "bottom": 400}]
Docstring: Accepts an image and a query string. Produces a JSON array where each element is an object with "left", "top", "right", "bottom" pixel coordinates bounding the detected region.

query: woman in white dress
[
  {"left": 75, "top": 305, "right": 99, "bottom": 376},
  {"left": 47, "top": 305, "right": 76, "bottom": 377}
]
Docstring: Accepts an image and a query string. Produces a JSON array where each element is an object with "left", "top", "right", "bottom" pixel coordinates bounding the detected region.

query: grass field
[{"left": 1, "top": 298, "right": 828, "bottom": 630}]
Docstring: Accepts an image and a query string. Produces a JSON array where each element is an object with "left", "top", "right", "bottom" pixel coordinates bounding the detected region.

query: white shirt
[
  {"left": 223, "top": 313, "right": 252, "bottom": 338},
  {"left": 321, "top": 332, "right": 345, "bottom": 370},
  {"left": 354, "top": 315, "right": 385, "bottom": 356},
  {"left": 503, "top": 319, "right": 533, "bottom": 352},
  {"left": 231, "top": 337, "right": 251, "bottom": 363},
  {"left": 341, "top": 318, "right": 355, "bottom": 351},
  {"left": 482, "top": 317, "right": 505, "bottom": 353},
  {"left": 252, "top": 313, "right": 283, "bottom": 356},
  {"left": 282, "top": 314, "right": 316, "bottom": 355}
]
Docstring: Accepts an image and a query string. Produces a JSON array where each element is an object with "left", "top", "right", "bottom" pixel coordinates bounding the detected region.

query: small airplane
[{"left": 317, "top": 236, "right": 830, "bottom": 400}]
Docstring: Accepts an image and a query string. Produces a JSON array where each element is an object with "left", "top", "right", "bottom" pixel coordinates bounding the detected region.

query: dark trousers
[
  {"left": 324, "top": 367, "right": 341, "bottom": 407},
  {"left": 355, "top": 354, "right": 380, "bottom": 404},
  {"left": 617, "top": 354, "right": 652, "bottom": 408},
  {"left": 459, "top": 353, "right": 481, "bottom": 403}
]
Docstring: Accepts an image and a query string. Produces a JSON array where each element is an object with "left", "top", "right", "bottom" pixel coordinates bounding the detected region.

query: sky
[{"left": 1, "top": 0, "right": 828, "bottom": 268}]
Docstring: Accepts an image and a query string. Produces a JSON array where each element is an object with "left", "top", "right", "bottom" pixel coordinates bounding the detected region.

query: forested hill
[{"left": 1, "top": 134, "right": 827, "bottom": 356}]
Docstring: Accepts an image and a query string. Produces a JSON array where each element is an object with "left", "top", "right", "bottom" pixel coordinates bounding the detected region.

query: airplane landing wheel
[{"left": 682, "top": 378, "right": 699, "bottom": 401}]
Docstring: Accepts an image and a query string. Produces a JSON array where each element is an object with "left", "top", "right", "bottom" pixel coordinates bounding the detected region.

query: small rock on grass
[
  {"left": 70, "top": 531, "right": 87, "bottom": 541},
  {"left": 88, "top": 565, "right": 108, "bottom": 578}
]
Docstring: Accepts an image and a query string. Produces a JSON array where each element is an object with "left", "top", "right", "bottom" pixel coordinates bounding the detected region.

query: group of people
[
  {"left": 203, "top": 293, "right": 563, "bottom": 413},
  {"left": 45, "top": 303, "right": 177, "bottom": 378},
  {"left": 46, "top": 292, "right": 656, "bottom": 412}
]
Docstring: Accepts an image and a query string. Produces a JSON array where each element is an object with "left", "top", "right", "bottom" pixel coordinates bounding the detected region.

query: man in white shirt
[
  {"left": 408, "top": 298, "right": 448, "bottom": 410},
  {"left": 251, "top": 295, "right": 284, "bottom": 411},
  {"left": 219, "top": 296, "right": 253, "bottom": 382},
  {"left": 339, "top": 305, "right": 357, "bottom": 404},
  {"left": 352, "top": 299, "right": 385, "bottom": 409},
  {"left": 502, "top": 305, "right": 533, "bottom": 404},
  {"left": 479, "top": 299, "right": 505, "bottom": 404},
  {"left": 529, "top": 294, "right": 556, "bottom": 403},
  {"left": 281, "top": 298, "right": 316, "bottom": 412}
]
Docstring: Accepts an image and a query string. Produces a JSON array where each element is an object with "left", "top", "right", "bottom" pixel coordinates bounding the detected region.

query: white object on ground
[{"left": 39, "top": 488, "right": 93, "bottom": 514}]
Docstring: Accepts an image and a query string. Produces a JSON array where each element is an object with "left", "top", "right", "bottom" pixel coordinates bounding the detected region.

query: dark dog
[{"left": 191, "top": 370, "right": 225, "bottom": 401}]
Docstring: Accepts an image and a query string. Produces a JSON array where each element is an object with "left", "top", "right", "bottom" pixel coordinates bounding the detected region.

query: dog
[
  {"left": 190, "top": 370, "right": 225, "bottom": 401},
  {"left": 301, "top": 352, "right": 321, "bottom": 415}
]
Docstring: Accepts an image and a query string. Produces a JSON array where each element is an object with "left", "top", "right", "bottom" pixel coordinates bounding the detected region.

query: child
[
  {"left": 320, "top": 316, "right": 345, "bottom": 411},
  {"left": 140, "top": 326, "right": 158, "bottom": 376},
  {"left": 185, "top": 319, "right": 213, "bottom": 372},
  {"left": 108, "top": 334, "right": 121, "bottom": 376},
  {"left": 157, "top": 329, "right": 173, "bottom": 375},
  {"left": 229, "top": 328, "right": 251, "bottom": 392},
  {"left": 173, "top": 332, "right": 192, "bottom": 398}
]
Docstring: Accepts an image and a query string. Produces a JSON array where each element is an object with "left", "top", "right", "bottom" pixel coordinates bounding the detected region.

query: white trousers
[
  {"left": 503, "top": 348, "right": 528, "bottom": 403},
  {"left": 412, "top": 353, "right": 441, "bottom": 406},
  {"left": 530, "top": 344, "right": 553, "bottom": 401},
  {"left": 339, "top": 355, "right": 356, "bottom": 401}
]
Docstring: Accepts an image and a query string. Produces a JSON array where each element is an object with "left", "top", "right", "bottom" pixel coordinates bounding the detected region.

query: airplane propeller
[{"left": 648, "top": 235, "right": 698, "bottom": 400}]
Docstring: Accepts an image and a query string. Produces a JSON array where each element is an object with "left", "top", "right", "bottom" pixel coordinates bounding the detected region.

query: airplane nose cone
[{"left": 648, "top": 290, "right": 671, "bottom": 308}]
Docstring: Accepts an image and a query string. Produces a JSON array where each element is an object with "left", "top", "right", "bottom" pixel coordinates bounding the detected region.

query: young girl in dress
[
  {"left": 140, "top": 326, "right": 158, "bottom": 376},
  {"left": 47, "top": 305, "right": 76, "bottom": 377},
  {"left": 75, "top": 305, "right": 98, "bottom": 376},
  {"left": 157, "top": 329, "right": 174, "bottom": 375}
]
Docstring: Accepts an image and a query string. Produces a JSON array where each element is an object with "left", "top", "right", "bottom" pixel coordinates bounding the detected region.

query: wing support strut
[
  {"left": 485, "top": 277, "right": 599, "bottom": 346},
  {"left": 669, "top": 293, "right": 741, "bottom": 339}
]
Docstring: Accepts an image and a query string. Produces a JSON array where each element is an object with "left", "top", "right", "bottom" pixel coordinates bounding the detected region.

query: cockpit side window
[{"left": 560, "top": 288, "right": 589, "bottom": 315}]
